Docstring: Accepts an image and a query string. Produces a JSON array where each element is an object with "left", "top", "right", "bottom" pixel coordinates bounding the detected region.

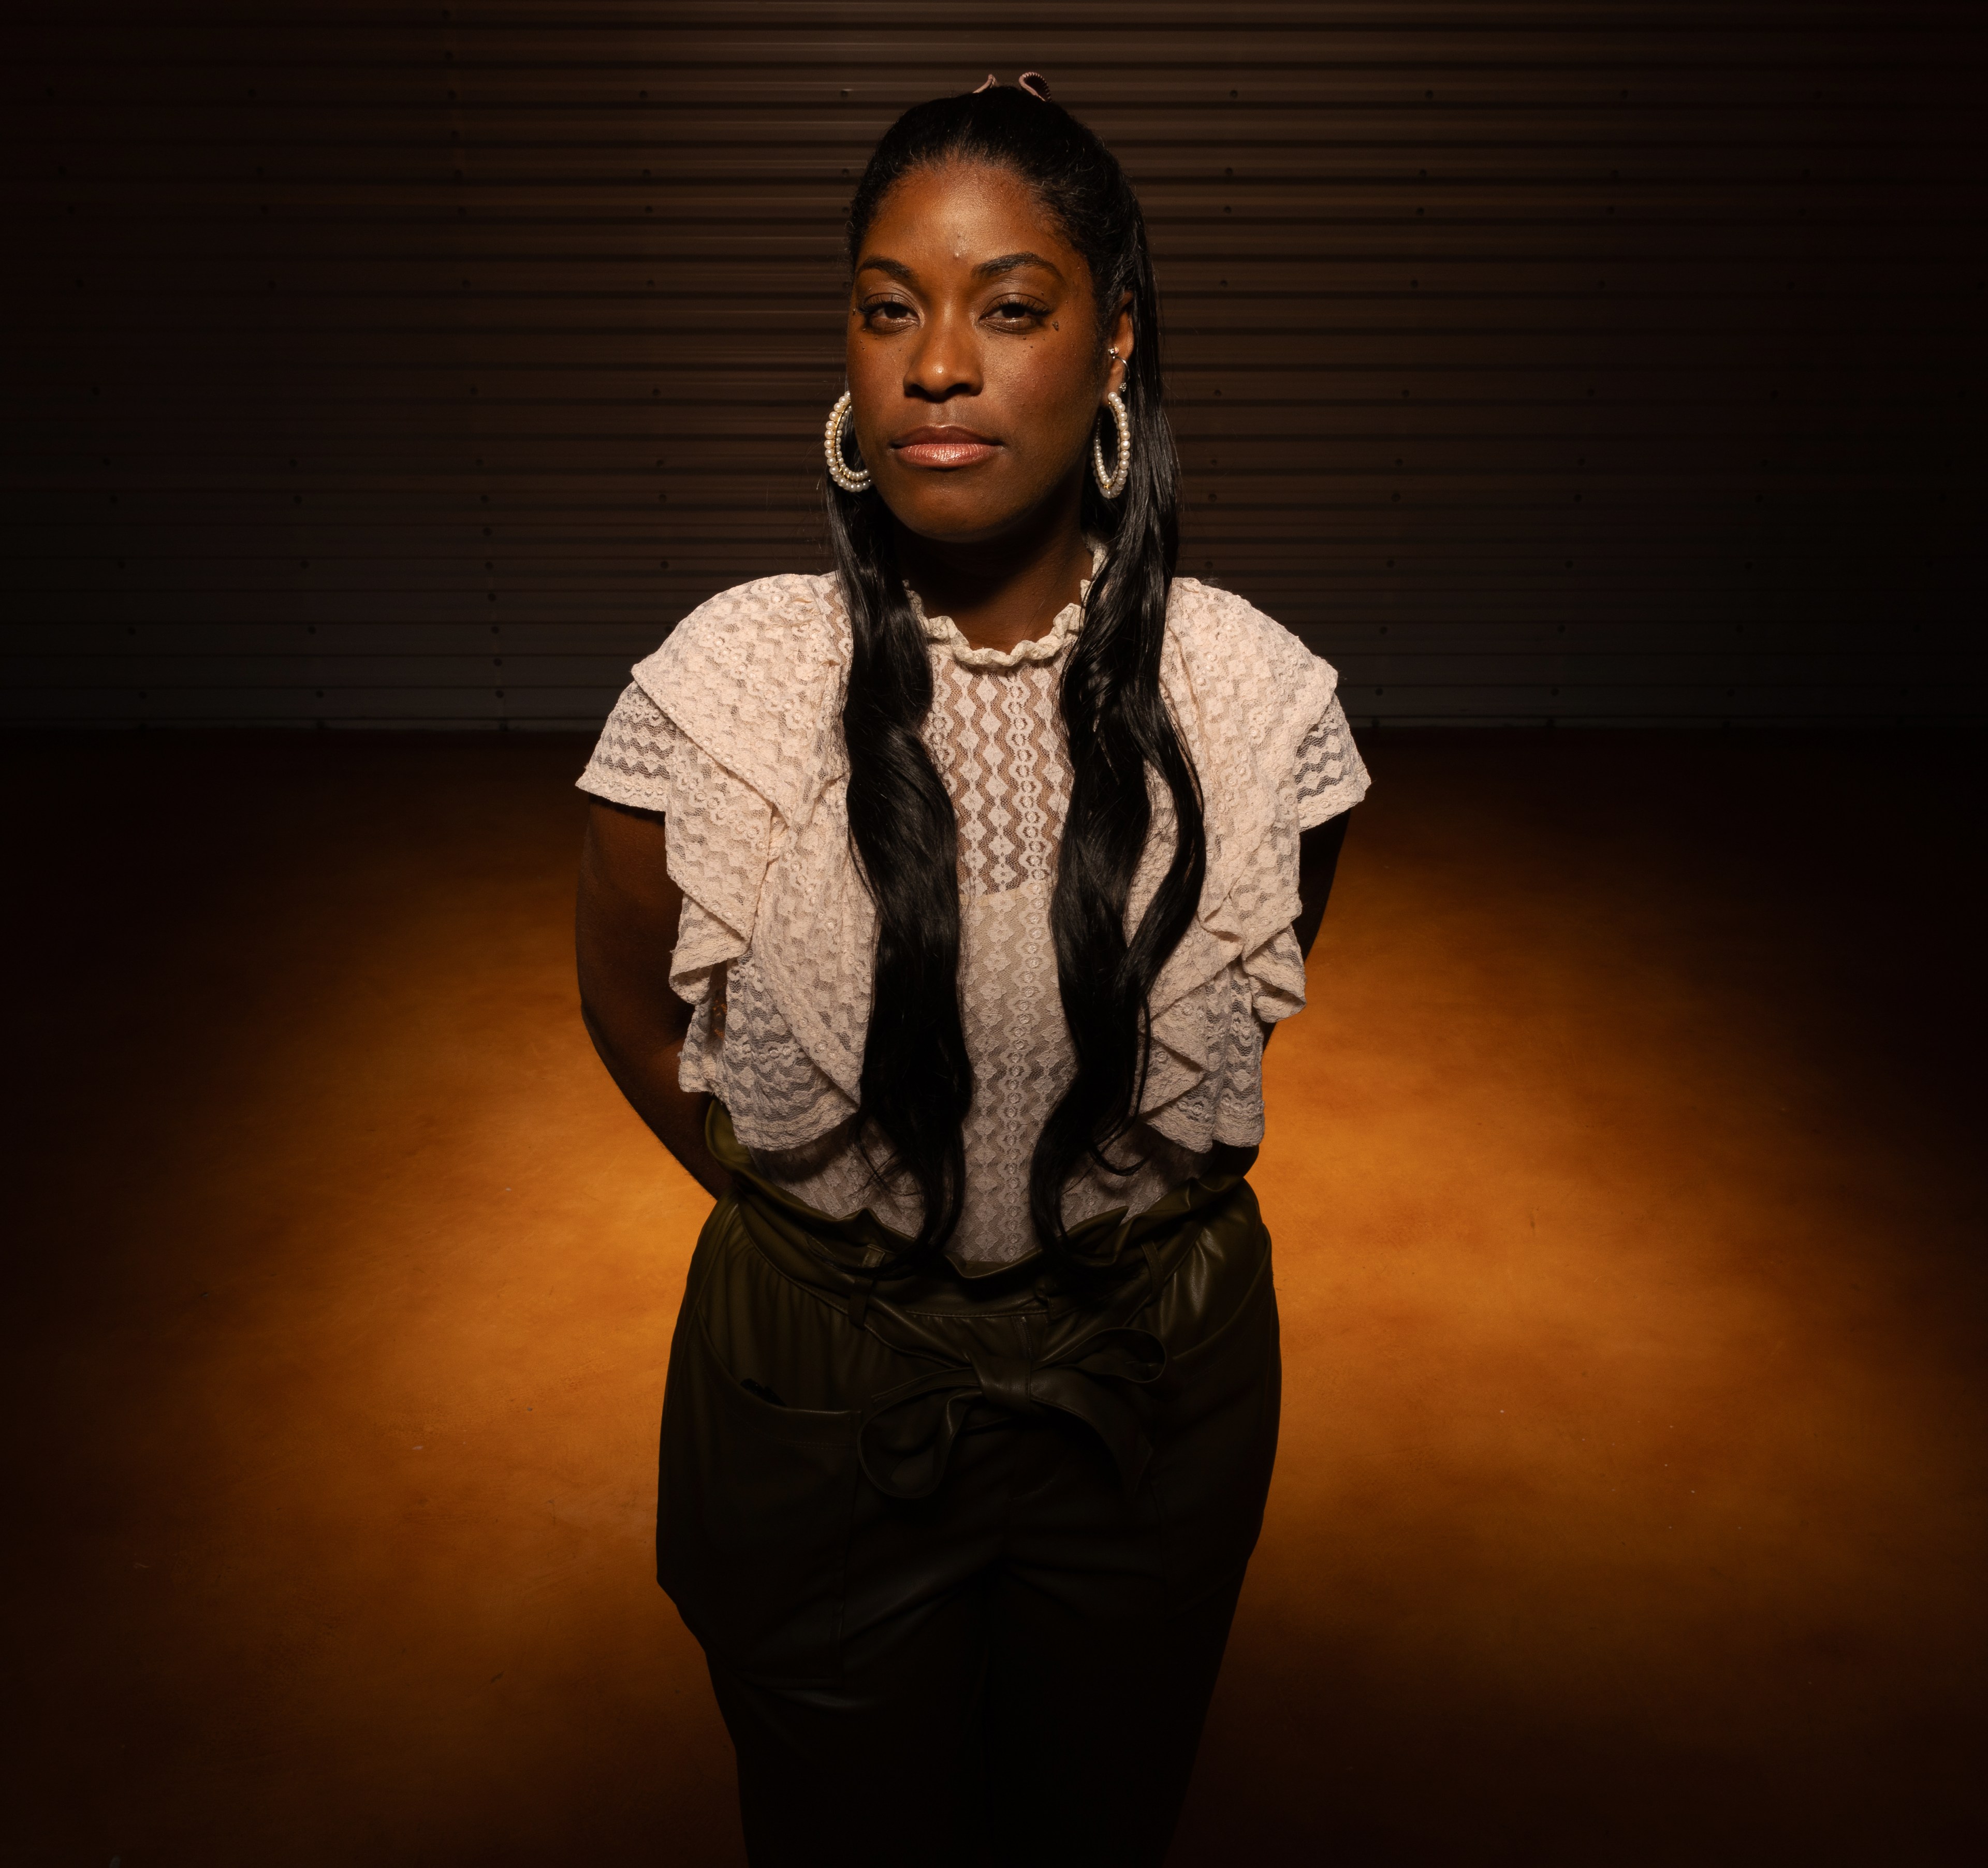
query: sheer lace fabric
[{"left": 579, "top": 570, "right": 1370, "bottom": 1264}]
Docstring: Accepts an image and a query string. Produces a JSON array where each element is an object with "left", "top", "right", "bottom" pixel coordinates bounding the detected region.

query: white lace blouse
[{"left": 578, "top": 562, "right": 1370, "bottom": 1265}]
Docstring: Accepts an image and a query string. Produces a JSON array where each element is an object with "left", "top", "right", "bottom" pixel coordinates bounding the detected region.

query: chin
[
  {"left": 883, "top": 485, "right": 1028, "bottom": 543},
  {"left": 888, "top": 473, "right": 1068, "bottom": 541}
]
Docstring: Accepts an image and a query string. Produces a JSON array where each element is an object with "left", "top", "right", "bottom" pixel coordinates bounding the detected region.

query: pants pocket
[{"left": 657, "top": 1253, "right": 860, "bottom": 1683}]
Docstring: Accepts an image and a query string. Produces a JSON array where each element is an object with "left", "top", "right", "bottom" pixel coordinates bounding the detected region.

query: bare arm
[
  {"left": 575, "top": 798, "right": 731, "bottom": 1199},
  {"left": 1293, "top": 807, "right": 1353, "bottom": 961},
  {"left": 1261, "top": 807, "right": 1354, "bottom": 1052}
]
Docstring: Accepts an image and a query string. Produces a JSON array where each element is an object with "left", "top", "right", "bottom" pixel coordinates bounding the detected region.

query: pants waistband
[{"left": 701, "top": 1102, "right": 1267, "bottom": 1500}]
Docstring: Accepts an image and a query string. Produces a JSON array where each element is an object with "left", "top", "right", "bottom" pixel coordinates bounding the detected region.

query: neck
[{"left": 894, "top": 480, "right": 1093, "bottom": 654}]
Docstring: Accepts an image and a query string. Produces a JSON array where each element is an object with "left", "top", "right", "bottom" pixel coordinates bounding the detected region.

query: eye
[
  {"left": 860, "top": 297, "right": 916, "bottom": 327},
  {"left": 986, "top": 297, "right": 1048, "bottom": 326}
]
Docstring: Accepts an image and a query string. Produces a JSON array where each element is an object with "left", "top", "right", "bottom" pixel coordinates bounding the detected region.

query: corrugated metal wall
[{"left": 5, "top": 1, "right": 1983, "bottom": 729}]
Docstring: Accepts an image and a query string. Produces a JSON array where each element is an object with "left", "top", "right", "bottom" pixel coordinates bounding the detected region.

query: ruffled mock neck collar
[{"left": 908, "top": 540, "right": 1107, "bottom": 670}]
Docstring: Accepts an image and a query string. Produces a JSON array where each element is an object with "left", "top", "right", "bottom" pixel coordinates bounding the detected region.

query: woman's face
[{"left": 844, "top": 160, "right": 1132, "bottom": 546}]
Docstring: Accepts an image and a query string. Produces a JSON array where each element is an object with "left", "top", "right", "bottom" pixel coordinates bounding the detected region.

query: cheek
[
  {"left": 844, "top": 336, "right": 876, "bottom": 394},
  {"left": 843, "top": 343, "right": 895, "bottom": 445},
  {"left": 844, "top": 327, "right": 883, "bottom": 384},
  {"left": 994, "top": 346, "right": 1102, "bottom": 456}
]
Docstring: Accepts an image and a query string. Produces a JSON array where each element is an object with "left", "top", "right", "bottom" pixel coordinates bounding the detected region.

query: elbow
[
  {"left": 577, "top": 993, "right": 625, "bottom": 1076},
  {"left": 577, "top": 987, "right": 689, "bottom": 1093}
]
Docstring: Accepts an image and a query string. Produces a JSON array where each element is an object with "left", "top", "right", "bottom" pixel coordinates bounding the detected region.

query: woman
[{"left": 576, "top": 78, "right": 1369, "bottom": 1867}]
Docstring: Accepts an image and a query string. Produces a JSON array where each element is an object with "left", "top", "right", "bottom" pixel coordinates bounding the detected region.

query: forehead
[{"left": 859, "top": 160, "right": 1088, "bottom": 284}]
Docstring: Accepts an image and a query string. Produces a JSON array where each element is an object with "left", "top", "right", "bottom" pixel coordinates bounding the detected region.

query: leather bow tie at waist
[
  {"left": 697, "top": 1102, "right": 1261, "bottom": 1504},
  {"left": 857, "top": 1323, "right": 1167, "bottom": 1501}
]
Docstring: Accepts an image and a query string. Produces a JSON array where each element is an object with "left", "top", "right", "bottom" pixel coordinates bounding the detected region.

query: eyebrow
[
  {"left": 973, "top": 250, "right": 1066, "bottom": 281},
  {"left": 854, "top": 250, "right": 1068, "bottom": 284}
]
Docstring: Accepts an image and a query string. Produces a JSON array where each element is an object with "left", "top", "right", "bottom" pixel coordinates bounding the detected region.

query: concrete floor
[{"left": 4, "top": 727, "right": 1984, "bottom": 1866}]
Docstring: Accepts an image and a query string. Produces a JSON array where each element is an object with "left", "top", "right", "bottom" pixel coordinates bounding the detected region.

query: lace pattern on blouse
[{"left": 578, "top": 570, "right": 1370, "bottom": 1263}]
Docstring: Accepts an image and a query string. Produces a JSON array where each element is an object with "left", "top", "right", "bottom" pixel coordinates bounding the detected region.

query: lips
[{"left": 891, "top": 425, "right": 1000, "bottom": 469}]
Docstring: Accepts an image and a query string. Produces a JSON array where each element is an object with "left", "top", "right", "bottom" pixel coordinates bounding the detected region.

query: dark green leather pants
[{"left": 659, "top": 1107, "right": 1282, "bottom": 1867}]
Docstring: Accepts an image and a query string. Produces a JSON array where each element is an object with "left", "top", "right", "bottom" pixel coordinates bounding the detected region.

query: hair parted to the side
[{"left": 827, "top": 83, "right": 1206, "bottom": 1276}]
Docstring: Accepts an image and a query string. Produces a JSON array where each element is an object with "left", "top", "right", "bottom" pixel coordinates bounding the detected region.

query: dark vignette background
[
  {"left": 5, "top": 9, "right": 1988, "bottom": 1867},
  {"left": 3, "top": 0, "right": 1984, "bottom": 730}
]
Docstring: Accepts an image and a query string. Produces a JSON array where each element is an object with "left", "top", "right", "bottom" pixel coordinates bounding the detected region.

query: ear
[{"left": 1106, "top": 293, "right": 1135, "bottom": 395}]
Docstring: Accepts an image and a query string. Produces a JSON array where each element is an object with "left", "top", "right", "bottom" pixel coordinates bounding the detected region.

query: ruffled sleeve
[
  {"left": 577, "top": 682, "right": 773, "bottom": 1005},
  {"left": 575, "top": 576, "right": 856, "bottom": 1122},
  {"left": 577, "top": 680, "right": 677, "bottom": 814},
  {"left": 1133, "top": 580, "right": 1371, "bottom": 1152},
  {"left": 624, "top": 574, "right": 849, "bottom": 828},
  {"left": 1295, "top": 692, "right": 1371, "bottom": 828}
]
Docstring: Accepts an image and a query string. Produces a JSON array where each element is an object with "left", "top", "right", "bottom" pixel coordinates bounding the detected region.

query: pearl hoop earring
[
  {"left": 824, "top": 390, "right": 872, "bottom": 493},
  {"left": 1092, "top": 388, "right": 1131, "bottom": 501}
]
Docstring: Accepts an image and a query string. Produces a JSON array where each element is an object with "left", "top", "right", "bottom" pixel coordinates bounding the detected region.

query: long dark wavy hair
[{"left": 827, "top": 84, "right": 1205, "bottom": 1274}]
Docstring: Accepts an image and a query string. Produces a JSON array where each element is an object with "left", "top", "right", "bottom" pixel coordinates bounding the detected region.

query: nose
[{"left": 903, "top": 305, "right": 982, "bottom": 403}]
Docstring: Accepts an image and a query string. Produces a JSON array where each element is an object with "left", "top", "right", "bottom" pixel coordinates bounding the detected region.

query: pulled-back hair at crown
[{"left": 827, "top": 84, "right": 1206, "bottom": 1276}]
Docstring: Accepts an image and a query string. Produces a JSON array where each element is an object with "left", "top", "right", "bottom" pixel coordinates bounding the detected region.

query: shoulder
[
  {"left": 627, "top": 573, "right": 848, "bottom": 817},
  {"left": 1162, "top": 576, "right": 1339, "bottom": 732},
  {"left": 632, "top": 573, "right": 845, "bottom": 704}
]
